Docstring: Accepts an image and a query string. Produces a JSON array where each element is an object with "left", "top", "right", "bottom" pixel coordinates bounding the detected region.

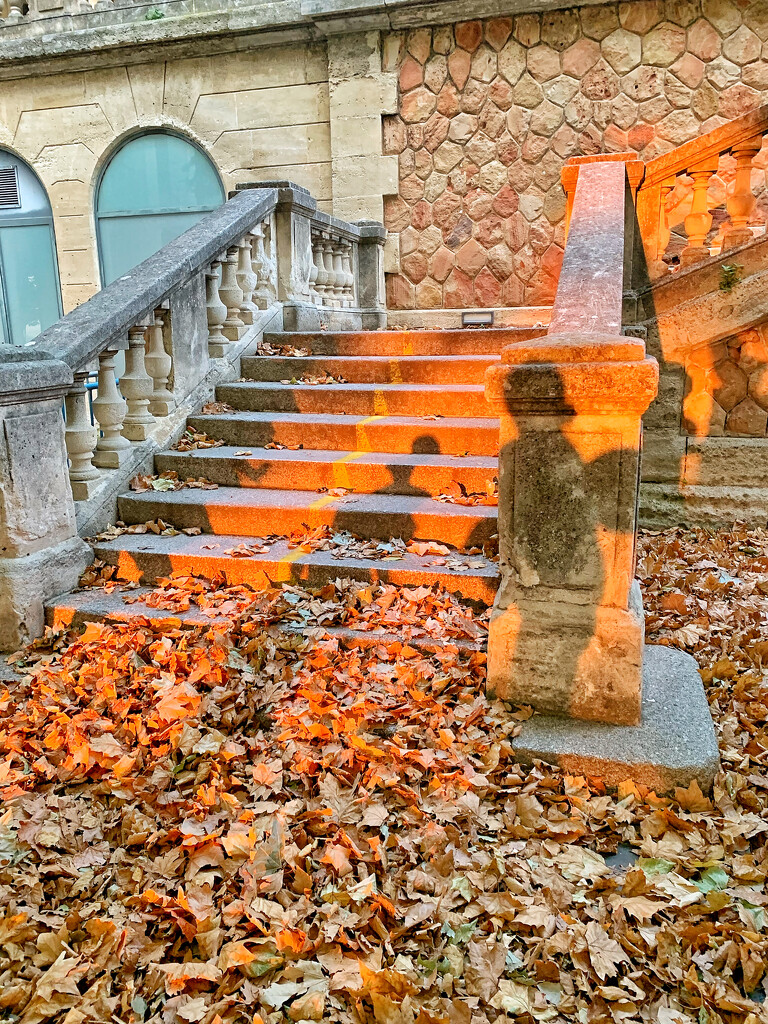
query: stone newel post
[
  {"left": 485, "top": 332, "right": 658, "bottom": 724},
  {"left": 0, "top": 349, "right": 92, "bottom": 650},
  {"left": 484, "top": 157, "right": 718, "bottom": 791},
  {"left": 486, "top": 159, "right": 658, "bottom": 725}
]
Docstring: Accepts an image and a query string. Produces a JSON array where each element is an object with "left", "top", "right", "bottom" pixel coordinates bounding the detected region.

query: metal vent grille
[{"left": 0, "top": 167, "right": 20, "bottom": 210}]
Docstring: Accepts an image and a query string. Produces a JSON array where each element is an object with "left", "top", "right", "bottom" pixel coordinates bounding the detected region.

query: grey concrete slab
[{"left": 513, "top": 645, "right": 720, "bottom": 794}]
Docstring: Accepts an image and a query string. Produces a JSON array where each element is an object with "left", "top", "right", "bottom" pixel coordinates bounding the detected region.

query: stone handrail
[
  {"left": 634, "top": 103, "right": 768, "bottom": 281},
  {"left": 0, "top": 180, "right": 384, "bottom": 646}
]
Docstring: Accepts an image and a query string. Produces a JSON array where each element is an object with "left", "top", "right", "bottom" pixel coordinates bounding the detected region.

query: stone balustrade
[
  {"left": 0, "top": 180, "right": 384, "bottom": 647},
  {"left": 631, "top": 103, "right": 768, "bottom": 281}
]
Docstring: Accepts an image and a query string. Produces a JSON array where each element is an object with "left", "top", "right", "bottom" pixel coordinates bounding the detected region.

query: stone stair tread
[
  {"left": 88, "top": 533, "right": 500, "bottom": 604},
  {"left": 119, "top": 485, "right": 498, "bottom": 518},
  {"left": 225, "top": 381, "right": 487, "bottom": 392},
  {"left": 158, "top": 445, "right": 498, "bottom": 469},
  {"left": 47, "top": 587, "right": 487, "bottom": 652},
  {"left": 189, "top": 411, "right": 498, "bottom": 428}
]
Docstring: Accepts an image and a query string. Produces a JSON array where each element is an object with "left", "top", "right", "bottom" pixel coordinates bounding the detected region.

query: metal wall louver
[{"left": 0, "top": 167, "right": 21, "bottom": 210}]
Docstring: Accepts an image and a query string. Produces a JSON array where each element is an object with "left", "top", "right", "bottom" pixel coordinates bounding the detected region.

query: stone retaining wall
[{"left": 382, "top": 0, "right": 768, "bottom": 309}]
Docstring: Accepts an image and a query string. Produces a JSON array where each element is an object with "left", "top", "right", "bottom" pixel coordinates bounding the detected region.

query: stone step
[
  {"left": 185, "top": 411, "right": 499, "bottom": 456},
  {"left": 262, "top": 326, "right": 547, "bottom": 356},
  {"left": 155, "top": 446, "right": 498, "bottom": 495},
  {"left": 240, "top": 353, "right": 499, "bottom": 385},
  {"left": 86, "top": 534, "right": 500, "bottom": 605},
  {"left": 46, "top": 587, "right": 488, "bottom": 650},
  {"left": 216, "top": 382, "right": 491, "bottom": 418},
  {"left": 117, "top": 487, "right": 498, "bottom": 547}
]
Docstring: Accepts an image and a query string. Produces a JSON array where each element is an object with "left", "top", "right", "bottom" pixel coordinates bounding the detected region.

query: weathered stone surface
[
  {"left": 619, "top": 0, "right": 664, "bottom": 34},
  {"left": 723, "top": 24, "right": 762, "bottom": 64},
  {"left": 399, "top": 56, "right": 423, "bottom": 92},
  {"left": 581, "top": 4, "right": 620, "bottom": 39},
  {"left": 512, "top": 73, "right": 544, "bottom": 108},
  {"left": 447, "top": 48, "right": 471, "bottom": 90},
  {"left": 671, "top": 51, "right": 706, "bottom": 87},
  {"left": 485, "top": 17, "right": 513, "bottom": 51},
  {"left": 513, "top": 645, "right": 719, "bottom": 793},
  {"left": 724, "top": 85, "right": 761, "bottom": 121},
  {"left": 455, "top": 20, "right": 483, "bottom": 52},
  {"left": 602, "top": 27, "right": 642, "bottom": 73},
  {"left": 581, "top": 58, "right": 621, "bottom": 98},
  {"left": 541, "top": 9, "right": 580, "bottom": 51},
  {"left": 701, "top": 0, "right": 742, "bottom": 36},
  {"left": 406, "top": 28, "right": 432, "bottom": 65},
  {"left": 643, "top": 21, "right": 687, "bottom": 65},
  {"left": 424, "top": 55, "right": 447, "bottom": 93},
  {"left": 527, "top": 43, "right": 561, "bottom": 82},
  {"left": 561, "top": 38, "right": 600, "bottom": 78},
  {"left": 725, "top": 396, "right": 768, "bottom": 435},
  {"left": 401, "top": 87, "right": 436, "bottom": 123},
  {"left": 514, "top": 12, "right": 541, "bottom": 46}
]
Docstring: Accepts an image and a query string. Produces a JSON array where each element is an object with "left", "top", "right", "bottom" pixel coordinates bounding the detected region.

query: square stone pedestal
[{"left": 512, "top": 644, "right": 719, "bottom": 794}]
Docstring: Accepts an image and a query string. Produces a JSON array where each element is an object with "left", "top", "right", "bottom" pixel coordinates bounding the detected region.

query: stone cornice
[{"left": 0, "top": 0, "right": 607, "bottom": 77}]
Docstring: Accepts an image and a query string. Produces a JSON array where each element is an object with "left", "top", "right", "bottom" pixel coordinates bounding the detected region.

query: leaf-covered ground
[{"left": 1, "top": 526, "right": 767, "bottom": 1024}]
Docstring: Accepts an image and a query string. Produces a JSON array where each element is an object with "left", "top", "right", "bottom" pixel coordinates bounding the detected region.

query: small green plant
[
  {"left": 145, "top": 6, "right": 165, "bottom": 18},
  {"left": 719, "top": 263, "right": 743, "bottom": 292}
]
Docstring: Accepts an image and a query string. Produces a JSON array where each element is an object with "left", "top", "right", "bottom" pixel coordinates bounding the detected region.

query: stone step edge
[{"left": 46, "top": 589, "right": 487, "bottom": 654}]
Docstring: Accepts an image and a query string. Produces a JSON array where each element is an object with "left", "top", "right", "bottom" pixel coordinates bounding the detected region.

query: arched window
[
  {"left": 95, "top": 131, "right": 225, "bottom": 284},
  {"left": 0, "top": 150, "right": 63, "bottom": 346}
]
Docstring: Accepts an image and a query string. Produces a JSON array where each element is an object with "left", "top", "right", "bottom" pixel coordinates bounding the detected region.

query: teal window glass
[
  {"left": 0, "top": 151, "right": 63, "bottom": 346},
  {"left": 96, "top": 132, "right": 225, "bottom": 284}
]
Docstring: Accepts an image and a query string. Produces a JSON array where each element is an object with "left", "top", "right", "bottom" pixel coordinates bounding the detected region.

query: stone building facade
[
  {"left": 382, "top": 0, "right": 768, "bottom": 309},
  {"left": 3, "top": 0, "right": 768, "bottom": 315}
]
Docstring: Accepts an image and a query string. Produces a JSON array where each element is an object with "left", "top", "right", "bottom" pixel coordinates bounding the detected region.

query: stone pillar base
[
  {"left": 0, "top": 536, "right": 92, "bottom": 651},
  {"left": 511, "top": 645, "right": 719, "bottom": 794},
  {"left": 488, "top": 580, "right": 645, "bottom": 725}
]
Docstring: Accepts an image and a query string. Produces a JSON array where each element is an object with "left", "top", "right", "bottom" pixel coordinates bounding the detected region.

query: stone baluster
[
  {"left": 219, "top": 246, "right": 246, "bottom": 341},
  {"left": 236, "top": 236, "right": 258, "bottom": 324},
  {"left": 681, "top": 161, "right": 718, "bottom": 267},
  {"left": 723, "top": 136, "right": 763, "bottom": 251},
  {"left": 64, "top": 372, "right": 100, "bottom": 501},
  {"left": 314, "top": 233, "right": 330, "bottom": 305},
  {"left": 206, "top": 261, "right": 229, "bottom": 358},
  {"left": 145, "top": 308, "right": 174, "bottom": 416},
  {"left": 93, "top": 346, "right": 131, "bottom": 468},
  {"left": 651, "top": 179, "right": 675, "bottom": 277},
  {"left": 331, "top": 241, "right": 345, "bottom": 309},
  {"left": 309, "top": 232, "right": 321, "bottom": 304},
  {"left": 340, "top": 241, "right": 355, "bottom": 307},
  {"left": 6, "top": 0, "right": 24, "bottom": 20},
  {"left": 121, "top": 323, "right": 155, "bottom": 442},
  {"left": 322, "top": 237, "right": 338, "bottom": 305},
  {"left": 250, "top": 223, "right": 271, "bottom": 309}
]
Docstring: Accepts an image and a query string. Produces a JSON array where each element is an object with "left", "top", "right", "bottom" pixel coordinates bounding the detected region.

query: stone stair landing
[{"left": 47, "top": 326, "right": 549, "bottom": 626}]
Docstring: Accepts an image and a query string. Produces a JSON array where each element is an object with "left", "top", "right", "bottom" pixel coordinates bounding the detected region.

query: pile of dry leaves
[{"left": 0, "top": 526, "right": 767, "bottom": 1024}]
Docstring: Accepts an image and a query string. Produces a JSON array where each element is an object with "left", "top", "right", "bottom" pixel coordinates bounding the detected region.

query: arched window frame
[
  {"left": 0, "top": 149, "right": 63, "bottom": 346},
  {"left": 94, "top": 129, "right": 225, "bottom": 287}
]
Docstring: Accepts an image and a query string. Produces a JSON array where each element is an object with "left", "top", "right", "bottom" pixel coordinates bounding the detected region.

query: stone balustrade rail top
[{"left": 31, "top": 184, "right": 279, "bottom": 372}]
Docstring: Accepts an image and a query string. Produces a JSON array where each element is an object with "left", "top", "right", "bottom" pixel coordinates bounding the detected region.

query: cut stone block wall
[
  {"left": 0, "top": 43, "right": 334, "bottom": 312},
  {"left": 382, "top": 0, "right": 768, "bottom": 309}
]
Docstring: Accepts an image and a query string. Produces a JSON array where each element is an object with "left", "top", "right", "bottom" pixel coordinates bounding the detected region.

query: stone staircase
[{"left": 47, "top": 324, "right": 548, "bottom": 627}]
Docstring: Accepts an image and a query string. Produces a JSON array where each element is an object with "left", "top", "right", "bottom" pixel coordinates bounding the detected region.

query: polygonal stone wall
[
  {"left": 382, "top": 1, "right": 768, "bottom": 309},
  {"left": 685, "top": 326, "right": 768, "bottom": 436}
]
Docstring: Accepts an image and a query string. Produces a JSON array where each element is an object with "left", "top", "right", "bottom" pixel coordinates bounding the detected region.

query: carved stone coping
[{"left": 30, "top": 184, "right": 284, "bottom": 373}]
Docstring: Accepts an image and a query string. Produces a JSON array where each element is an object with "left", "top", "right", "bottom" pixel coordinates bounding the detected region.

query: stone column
[
  {"left": 0, "top": 349, "right": 92, "bottom": 650},
  {"left": 264, "top": 182, "right": 320, "bottom": 331}
]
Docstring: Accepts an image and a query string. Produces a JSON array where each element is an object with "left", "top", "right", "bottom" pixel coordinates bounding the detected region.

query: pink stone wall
[{"left": 382, "top": 1, "right": 768, "bottom": 309}]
